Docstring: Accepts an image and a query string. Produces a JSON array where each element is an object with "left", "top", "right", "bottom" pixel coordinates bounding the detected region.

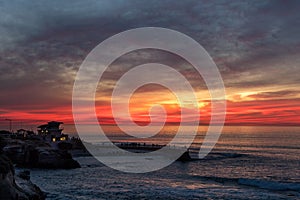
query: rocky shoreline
[
  {"left": 1, "top": 132, "right": 80, "bottom": 169},
  {"left": 0, "top": 154, "right": 45, "bottom": 200},
  {"left": 0, "top": 130, "right": 80, "bottom": 199}
]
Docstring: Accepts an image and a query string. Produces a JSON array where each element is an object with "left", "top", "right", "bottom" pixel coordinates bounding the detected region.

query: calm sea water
[{"left": 29, "top": 126, "right": 300, "bottom": 199}]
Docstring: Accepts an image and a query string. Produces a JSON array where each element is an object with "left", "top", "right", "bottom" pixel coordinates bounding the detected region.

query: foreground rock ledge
[
  {"left": 0, "top": 154, "right": 45, "bottom": 200},
  {"left": 4, "top": 139, "right": 81, "bottom": 169}
]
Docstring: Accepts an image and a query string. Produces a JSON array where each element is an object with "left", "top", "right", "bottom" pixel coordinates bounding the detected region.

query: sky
[{"left": 0, "top": 0, "right": 300, "bottom": 128}]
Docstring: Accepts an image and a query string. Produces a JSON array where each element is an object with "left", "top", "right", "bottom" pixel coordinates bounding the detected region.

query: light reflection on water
[
  {"left": 64, "top": 125, "right": 300, "bottom": 158},
  {"left": 29, "top": 125, "right": 300, "bottom": 199}
]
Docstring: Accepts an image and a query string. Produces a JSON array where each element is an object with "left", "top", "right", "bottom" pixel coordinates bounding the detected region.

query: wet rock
[
  {"left": 0, "top": 154, "right": 45, "bottom": 200},
  {"left": 34, "top": 148, "right": 80, "bottom": 169},
  {"left": 18, "top": 170, "right": 30, "bottom": 181},
  {"left": 16, "top": 170, "right": 46, "bottom": 200},
  {"left": 4, "top": 140, "right": 80, "bottom": 169}
]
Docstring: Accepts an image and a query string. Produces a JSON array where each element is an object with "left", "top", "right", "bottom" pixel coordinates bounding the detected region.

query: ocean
[{"left": 28, "top": 126, "right": 300, "bottom": 199}]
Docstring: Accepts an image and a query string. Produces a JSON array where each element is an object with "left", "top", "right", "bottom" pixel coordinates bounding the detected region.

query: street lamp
[{"left": 5, "top": 119, "right": 12, "bottom": 132}]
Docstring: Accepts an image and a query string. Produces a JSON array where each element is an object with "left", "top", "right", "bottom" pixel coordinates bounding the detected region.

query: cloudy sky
[{"left": 0, "top": 0, "right": 300, "bottom": 128}]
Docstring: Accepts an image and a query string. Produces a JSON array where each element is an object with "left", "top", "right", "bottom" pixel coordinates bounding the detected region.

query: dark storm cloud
[
  {"left": 0, "top": 0, "right": 300, "bottom": 114},
  {"left": 96, "top": 49, "right": 207, "bottom": 97},
  {"left": 247, "top": 90, "right": 300, "bottom": 100},
  {"left": 2, "top": 1, "right": 300, "bottom": 67}
]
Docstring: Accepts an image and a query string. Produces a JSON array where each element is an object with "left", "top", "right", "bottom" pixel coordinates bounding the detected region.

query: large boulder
[
  {"left": 3, "top": 139, "right": 80, "bottom": 169},
  {"left": 0, "top": 154, "right": 45, "bottom": 200},
  {"left": 35, "top": 148, "right": 80, "bottom": 169}
]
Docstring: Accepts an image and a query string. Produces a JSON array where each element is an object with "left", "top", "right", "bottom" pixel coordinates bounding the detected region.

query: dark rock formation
[
  {"left": 0, "top": 154, "right": 45, "bottom": 200},
  {"left": 3, "top": 139, "right": 80, "bottom": 169},
  {"left": 177, "top": 151, "right": 193, "bottom": 162},
  {"left": 34, "top": 149, "right": 80, "bottom": 169}
]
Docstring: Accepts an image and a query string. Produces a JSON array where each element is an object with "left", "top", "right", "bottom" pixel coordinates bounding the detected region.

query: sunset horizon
[
  {"left": 1, "top": 1, "right": 299, "bottom": 199},
  {"left": 2, "top": 95, "right": 300, "bottom": 128}
]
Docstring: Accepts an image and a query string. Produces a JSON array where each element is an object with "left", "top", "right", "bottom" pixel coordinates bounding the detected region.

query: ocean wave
[
  {"left": 189, "top": 151, "right": 247, "bottom": 160},
  {"left": 190, "top": 175, "right": 300, "bottom": 192},
  {"left": 238, "top": 178, "right": 300, "bottom": 191}
]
